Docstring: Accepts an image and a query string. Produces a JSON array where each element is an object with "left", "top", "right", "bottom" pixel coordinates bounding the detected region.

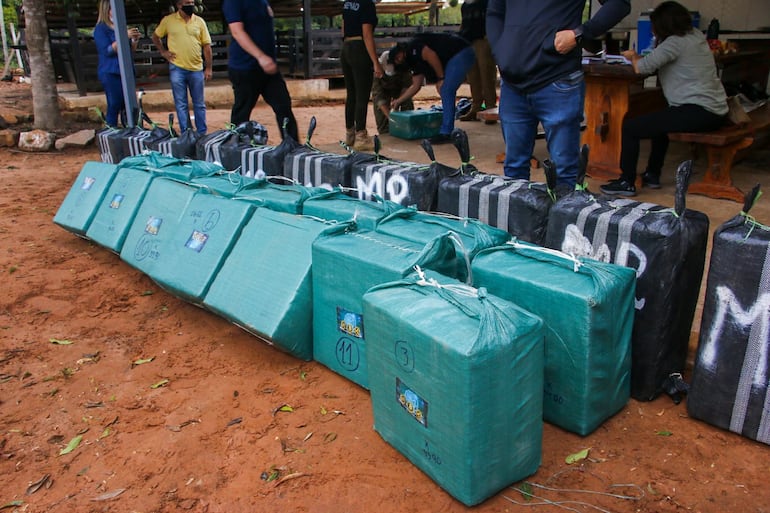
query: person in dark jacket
[
  {"left": 93, "top": 0, "right": 141, "bottom": 127},
  {"left": 222, "top": 0, "right": 299, "bottom": 141},
  {"left": 487, "top": 0, "right": 630, "bottom": 187},
  {"left": 388, "top": 32, "right": 475, "bottom": 145}
]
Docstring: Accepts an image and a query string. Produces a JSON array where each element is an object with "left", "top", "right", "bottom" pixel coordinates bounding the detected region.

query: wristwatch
[{"left": 573, "top": 26, "right": 584, "bottom": 46}]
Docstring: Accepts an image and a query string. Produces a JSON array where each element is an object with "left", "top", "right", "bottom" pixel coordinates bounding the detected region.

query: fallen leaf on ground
[
  {"left": 565, "top": 448, "right": 590, "bottom": 465},
  {"left": 132, "top": 357, "right": 154, "bottom": 367},
  {"left": 25, "top": 474, "right": 51, "bottom": 495},
  {"left": 150, "top": 379, "right": 169, "bottom": 389},
  {"left": 49, "top": 338, "right": 73, "bottom": 345},
  {"left": 90, "top": 488, "right": 126, "bottom": 501},
  {"left": 59, "top": 434, "right": 83, "bottom": 455}
]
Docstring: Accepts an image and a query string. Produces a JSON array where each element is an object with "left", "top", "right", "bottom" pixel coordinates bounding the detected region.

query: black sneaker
[
  {"left": 428, "top": 133, "right": 452, "bottom": 145},
  {"left": 642, "top": 172, "right": 661, "bottom": 189},
  {"left": 600, "top": 179, "right": 637, "bottom": 197}
]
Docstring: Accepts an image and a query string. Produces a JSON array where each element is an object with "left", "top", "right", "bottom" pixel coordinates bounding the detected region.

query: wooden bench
[{"left": 669, "top": 103, "right": 770, "bottom": 202}]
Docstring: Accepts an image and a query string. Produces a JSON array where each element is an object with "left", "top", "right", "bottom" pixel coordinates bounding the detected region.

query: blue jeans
[
  {"left": 499, "top": 71, "right": 585, "bottom": 187},
  {"left": 169, "top": 64, "right": 207, "bottom": 135},
  {"left": 98, "top": 71, "right": 126, "bottom": 127},
  {"left": 439, "top": 46, "right": 476, "bottom": 135}
]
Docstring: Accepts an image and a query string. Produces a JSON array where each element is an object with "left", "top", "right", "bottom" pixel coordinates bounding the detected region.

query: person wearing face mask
[
  {"left": 371, "top": 49, "right": 414, "bottom": 134},
  {"left": 93, "top": 0, "right": 141, "bottom": 127},
  {"left": 152, "top": 0, "right": 213, "bottom": 135}
]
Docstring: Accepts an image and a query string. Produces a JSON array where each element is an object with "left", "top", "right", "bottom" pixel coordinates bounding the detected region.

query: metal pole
[{"left": 110, "top": 0, "right": 137, "bottom": 127}]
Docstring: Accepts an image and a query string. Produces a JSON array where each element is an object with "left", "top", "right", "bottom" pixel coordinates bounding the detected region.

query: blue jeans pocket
[{"left": 553, "top": 70, "right": 584, "bottom": 92}]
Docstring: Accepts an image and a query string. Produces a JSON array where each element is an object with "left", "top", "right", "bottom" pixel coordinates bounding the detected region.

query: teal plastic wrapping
[
  {"left": 85, "top": 166, "right": 155, "bottom": 253},
  {"left": 375, "top": 211, "right": 511, "bottom": 282},
  {"left": 148, "top": 191, "right": 256, "bottom": 304},
  {"left": 233, "top": 179, "right": 327, "bottom": 214},
  {"left": 472, "top": 240, "right": 636, "bottom": 435},
  {"left": 302, "top": 189, "right": 409, "bottom": 231},
  {"left": 54, "top": 161, "right": 119, "bottom": 236},
  {"left": 204, "top": 210, "right": 342, "bottom": 360},
  {"left": 363, "top": 272, "right": 544, "bottom": 506},
  {"left": 388, "top": 110, "right": 442, "bottom": 140},
  {"left": 117, "top": 151, "right": 223, "bottom": 181},
  {"left": 119, "top": 177, "right": 198, "bottom": 276},
  {"left": 311, "top": 229, "right": 458, "bottom": 389},
  {"left": 190, "top": 172, "right": 257, "bottom": 198}
]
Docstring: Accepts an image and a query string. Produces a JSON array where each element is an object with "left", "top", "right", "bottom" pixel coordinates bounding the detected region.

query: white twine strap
[
  {"left": 413, "top": 266, "right": 478, "bottom": 297},
  {"left": 506, "top": 240, "right": 583, "bottom": 273}
]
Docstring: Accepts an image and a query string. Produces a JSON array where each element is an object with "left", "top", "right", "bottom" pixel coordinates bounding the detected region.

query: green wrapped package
[
  {"left": 302, "top": 189, "right": 408, "bottom": 231},
  {"left": 54, "top": 161, "right": 119, "bottom": 236},
  {"left": 388, "top": 110, "right": 442, "bottom": 140},
  {"left": 312, "top": 230, "right": 458, "bottom": 389},
  {"left": 117, "top": 151, "right": 223, "bottom": 181},
  {"left": 119, "top": 177, "right": 197, "bottom": 276},
  {"left": 375, "top": 211, "right": 511, "bottom": 282},
  {"left": 472, "top": 240, "right": 636, "bottom": 435},
  {"left": 233, "top": 178, "right": 327, "bottom": 214},
  {"left": 85, "top": 166, "right": 155, "bottom": 253},
  {"left": 204, "top": 210, "right": 342, "bottom": 360},
  {"left": 147, "top": 191, "right": 256, "bottom": 304},
  {"left": 363, "top": 272, "right": 544, "bottom": 506},
  {"left": 190, "top": 172, "right": 257, "bottom": 198}
]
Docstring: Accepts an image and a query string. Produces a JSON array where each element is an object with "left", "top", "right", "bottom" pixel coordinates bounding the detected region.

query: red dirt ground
[{"left": 1, "top": 80, "right": 768, "bottom": 513}]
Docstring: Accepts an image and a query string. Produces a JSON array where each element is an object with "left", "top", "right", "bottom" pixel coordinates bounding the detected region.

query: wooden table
[{"left": 581, "top": 62, "right": 666, "bottom": 182}]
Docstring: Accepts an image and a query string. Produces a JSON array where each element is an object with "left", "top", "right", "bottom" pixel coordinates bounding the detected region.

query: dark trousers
[
  {"left": 98, "top": 71, "right": 126, "bottom": 127},
  {"left": 620, "top": 104, "right": 725, "bottom": 182},
  {"left": 228, "top": 66, "right": 299, "bottom": 141},
  {"left": 341, "top": 40, "right": 374, "bottom": 131}
]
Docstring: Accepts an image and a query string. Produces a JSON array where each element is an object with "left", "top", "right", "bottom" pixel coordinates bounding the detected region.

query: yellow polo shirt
[{"left": 153, "top": 11, "right": 212, "bottom": 71}]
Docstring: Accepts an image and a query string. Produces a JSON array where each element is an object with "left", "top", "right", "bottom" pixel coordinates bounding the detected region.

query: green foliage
[{"left": 3, "top": 0, "right": 20, "bottom": 32}]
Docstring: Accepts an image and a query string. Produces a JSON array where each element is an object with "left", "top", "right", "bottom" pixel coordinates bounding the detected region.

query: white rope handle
[
  {"left": 506, "top": 240, "right": 583, "bottom": 273},
  {"left": 413, "top": 266, "right": 478, "bottom": 298}
]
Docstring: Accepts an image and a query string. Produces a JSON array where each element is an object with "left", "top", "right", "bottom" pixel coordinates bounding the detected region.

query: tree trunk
[{"left": 22, "top": 0, "right": 61, "bottom": 130}]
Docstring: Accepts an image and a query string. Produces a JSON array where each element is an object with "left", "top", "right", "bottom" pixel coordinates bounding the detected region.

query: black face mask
[{"left": 181, "top": 5, "right": 194, "bottom": 15}]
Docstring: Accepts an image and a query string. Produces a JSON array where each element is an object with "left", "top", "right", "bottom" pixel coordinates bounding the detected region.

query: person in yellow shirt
[{"left": 152, "top": 0, "right": 212, "bottom": 135}]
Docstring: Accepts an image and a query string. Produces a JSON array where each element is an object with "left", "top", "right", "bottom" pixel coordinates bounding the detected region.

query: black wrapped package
[
  {"left": 96, "top": 126, "right": 126, "bottom": 164},
  {"left": 195, "top": 125, "right": 255, "bottom": 164},
  {"left": 436, "top": 129, "right": 558, "bottom": 245},
  {"left": 282, "top": 116, "right": 375, "bottom": 190},
  {"left": 121, "top": 97, "right": 171, "bottom": 157},
  {"left": 146, "top": 114, "right": 199, "bottom": 159},
  {"left": 544, "top": 160, "right": 710, "bottom": 401},
  {"left": 349, "top": 136, "right": 449, "bottom": 211},
  {"left": 688, "top": 185, "right": 770, "bottom": 444},
  {"left": 122, "top": 114, "right": 171, "bottom": 157},
  {"left": 219, "top": 120, "right": 299, "bottom": 177}
]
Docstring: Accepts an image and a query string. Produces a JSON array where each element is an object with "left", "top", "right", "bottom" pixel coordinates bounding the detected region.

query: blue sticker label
[
  {"left": 145, "top": 216, "right": 162, "bottom": 235},
  {"left": 109, "top": 193, "right": 124, "bottom": 209},
  {"left": 397, "top": 377, "right": 428, "bottom": 427},
  {"left": 185, "top": 230, "right": 208, "bottom": 252},
  {"left": 337, "top": 307, "right": 364, "bottom": 339},
  {"left": 81, "top": 176, "right": 96, "bottom": 191}
]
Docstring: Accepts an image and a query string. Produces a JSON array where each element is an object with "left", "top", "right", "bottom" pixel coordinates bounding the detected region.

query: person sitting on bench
[{"left": 600, "top": 1, "right": 728, "bottom": 197}]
